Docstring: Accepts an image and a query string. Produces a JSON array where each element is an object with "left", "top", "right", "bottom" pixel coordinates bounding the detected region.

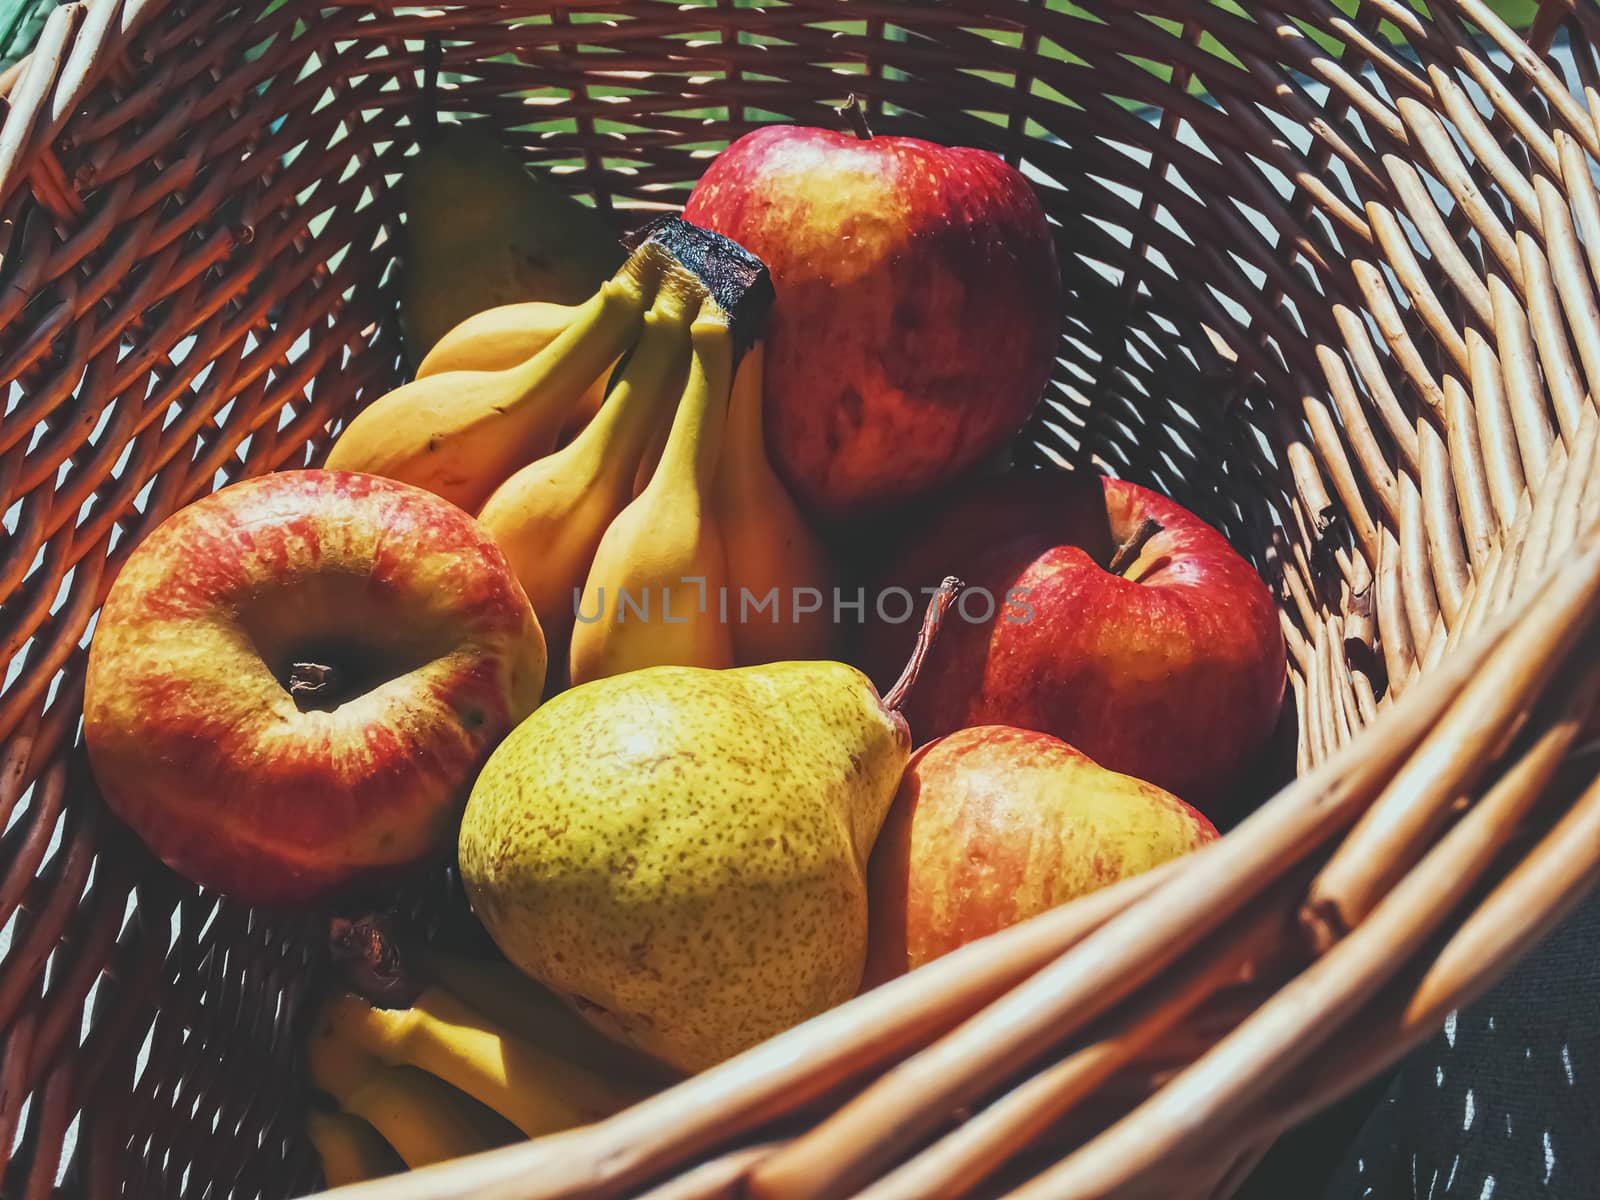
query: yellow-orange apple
[
  {"left": 683, "top": 120, "right": 1060, "bottom": 517},
  {"left": 862, "top": 469, "right": 1285, "bottom": 810},
  {"left": 865, "top": 725, "right": 1216, "bottom": 984},
  {"left": 83, "top": 470, "right": 545, "bottom": 907}
]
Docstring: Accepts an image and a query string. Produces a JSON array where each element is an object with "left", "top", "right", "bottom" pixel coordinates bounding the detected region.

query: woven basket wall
[{"left": 4, "top": 1, "right": 1600, "bottom": 1197}]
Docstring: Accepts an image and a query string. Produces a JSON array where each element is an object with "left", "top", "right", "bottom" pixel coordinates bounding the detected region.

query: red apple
[
  {"left": 683, "top": 120, "right": 1060, "bottom": 517},
  {"left": 865, "top": 725, "right": 1217, "bottom": 984},
  {"left": 83, "top": 470, "right": 546, "bottom": 906},
  {"left": 860, "top": 470, "right": 1285, "bottom": 809}
]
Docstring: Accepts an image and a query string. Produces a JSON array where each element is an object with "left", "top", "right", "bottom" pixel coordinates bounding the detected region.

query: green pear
[
  {"left": 400, "top": 127, "right": 624, "bottom": 363},
  {"left": 458, "top": 583, "right": 958, "bottom": 1073}
]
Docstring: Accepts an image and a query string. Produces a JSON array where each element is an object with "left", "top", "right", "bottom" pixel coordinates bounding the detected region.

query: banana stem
[
  {"left": 720, "top": 342, "right": 765, "bottom": 484},
  {"left": 648, "top": 314, "right": 734, "bottom": 496},
  {"left": 570, "top": 284, "right": 695, "bottom": 465},
  {"left": 505, "top": 272, "right": 649, "bottom": 398},
  {"left": 884, "top": 577, "right": 963, "bottom": 713}
]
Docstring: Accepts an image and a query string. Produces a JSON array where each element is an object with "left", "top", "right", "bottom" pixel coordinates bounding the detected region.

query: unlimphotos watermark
[{"left": 573, "top": 580, "right": 1034, "bottom": 626}]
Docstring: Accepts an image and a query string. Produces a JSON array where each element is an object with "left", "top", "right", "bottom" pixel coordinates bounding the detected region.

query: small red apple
[
  {"left": 865, "top": 725, "right": 1217, "bottom": 984},
  {"left": 683, "top": 118, "right": 1060, "bottom": 517},
  {"left": 861, "top": 470, "right": 1285, "bottom": 809},
  {"left": 83, "top": 470, "right": 546, "bottom": 906}
]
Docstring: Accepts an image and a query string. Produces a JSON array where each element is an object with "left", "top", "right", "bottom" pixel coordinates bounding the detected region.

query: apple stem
[
  {"left": 289, "top": 661, "right": 337, "bottom": 711},
  {"left": 837, "top": 93, "right": 874, "bottom": 140},
  {"left": 884, "top": 576, "right": 963, "bottom": 713},
  {"left": 1109, "top": 517, "right": 1163, "bottom": 576}
]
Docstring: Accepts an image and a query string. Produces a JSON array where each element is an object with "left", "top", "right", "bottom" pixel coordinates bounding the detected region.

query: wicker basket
[{"left": 4, "top": 0, "right": 1600, "bottom": 1196}]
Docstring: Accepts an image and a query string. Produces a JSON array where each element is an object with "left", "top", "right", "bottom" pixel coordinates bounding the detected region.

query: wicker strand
[{"left": 0, "top": 3, "right": 1597, "bottom": 1195}]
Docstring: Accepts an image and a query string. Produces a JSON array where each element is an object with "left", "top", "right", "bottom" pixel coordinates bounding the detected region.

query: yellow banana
[
  {"left": 320, "top": 987, "right": 637, "bottom": 1137},
  {"left": 477, "top": 282, "right": 694, "bottom": 675},
  {"left": 714, "top": 343, "right": 836, "bottom": 664},
  {"left": 416, "top": 299, "right": 577, "bottom": 376},
  {"left": 569, "top": 310, "right": 737, "bottom": 685},
  {"left": 324, "top": 260, "right": 655, "bottom": 513},
  {"left": 305, "top": 1109, "right": 405, "bottom": 1187},
  {"left": 339, "top": 1065, "right": 513, "bottom": 1169},
  {"left": 415, "top": 300, "right": 614, "bottom": 441},
  {"left": 308, "top": 994, "right": 518, "bottom": 1171},
  {"left": 630, "top": 398, "right": 672, "bottom": 498},
  {"left": 419, "top": 948, "right": 678, "bottom": 1089},
  {"left": 307, "top": 998, "right": 385, "bottom": 1098}
]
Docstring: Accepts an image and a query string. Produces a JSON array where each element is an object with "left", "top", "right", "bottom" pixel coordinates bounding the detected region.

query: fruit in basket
[
  {"left": 416, "top": 298, "right": 615, "bottom": 439},
  {"left": 338, "top": 1066, "right": 513, "bottom": 1169},
  {"left": 307, "top": 1016, "right": 512, "bottom": 1171},
  {"left": 864, "top": 725, "right": 1218, "bottom": 984},
  {"left": 400, "top": 127, "right": 624, "bottom": 363},
  {"left": 552, "top": 217, "right": 774, "bottom": 686},
  {"left": 312, "top": 986, "right": 639, "bottom": 1138},
  {"left": 631, "top": 402, "right": 673, "bottom": 498},
  {"left": 304, "top": 931, "right": 665, "bottom": 1178},
  {"left": 459, "top": 581, "right": 961, "bottom": 1073},
  {"left": 305, "top": 1109, "right": 405, "bottom": 1187},
  {"left": 417, "top": 299, "right": 579, "bottom": 377},
  {"left": 327, "top": 265, "right": 653, "bottom": 514},
  {"left": 479, "top": 280, "right": 695, "bottom": 682},
  {"left": 567, "top": 303, "right": 736, "bottom": 685},
  {"left": 82, "top": 470, "right": 544, "bottom": 906},
  {"left": 715, "top": 342, "right": 836, "bottom": 664},
  {"left": 683, "top": 106, "right": 1061, "bottom": 517},
  {"left": 418, "top": 949, "right": 680, "bottom": 1088},
  {"left": 861, "top": 470, "right": 1286, "bottom": 808}
]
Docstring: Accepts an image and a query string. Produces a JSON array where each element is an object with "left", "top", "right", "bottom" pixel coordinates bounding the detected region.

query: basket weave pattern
[{"left": 3, "top": 1, "right": 1600, "bottom": 1196}]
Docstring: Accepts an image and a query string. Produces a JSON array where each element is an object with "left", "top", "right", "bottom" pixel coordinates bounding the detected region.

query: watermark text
[{"left": 574, "top": 582, "right": 1034, "bottom": 626}]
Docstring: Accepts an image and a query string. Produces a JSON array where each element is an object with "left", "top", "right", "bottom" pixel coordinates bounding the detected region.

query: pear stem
[
  {"left": 884, "top": 577, "right": 963, "bottom": 713},
  {"left": 1109, "top": 517, "right": 1163, "bottom": 576},
  {"left": 838, "top": 93, "right": 874, "bottom": 140}
]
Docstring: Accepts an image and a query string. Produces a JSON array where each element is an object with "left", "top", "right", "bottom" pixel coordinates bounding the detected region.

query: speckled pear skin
[{"left": 458, "top": 661, "right": 912, "bottom": 1073}]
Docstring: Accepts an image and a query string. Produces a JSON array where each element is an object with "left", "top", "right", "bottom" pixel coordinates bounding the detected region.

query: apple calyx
[
  {"left": 286, "top": 656, "right": 377, "bottom": 713},
  {"left": 1108, "top": 517, "right": 1163, "bottom": 577},
  {"left": 837, "top": 92, "right": 874, "bottom": 140},
  {"left": 288, "top": 660, "right": 337, "bottom": 710},
  {"left": 884, "top": 576, "right": 964, "bottom": 712},
  {"left": 328, "top": 912, "right": 423, "bottom": 1009}
]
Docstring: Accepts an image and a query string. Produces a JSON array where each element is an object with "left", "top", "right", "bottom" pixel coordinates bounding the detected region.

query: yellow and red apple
[
  {"left": 863, "top": 469, "right": 1286, "bottom": 810},
  {"left": 83, "top": 469, "right": 545, "bottom": 906},
  {"left": 865, "top": 725, "right": 1217, "bottom": 984},
  {"left": 683, "top": 121, "right": 1061, "bottom": 517}
]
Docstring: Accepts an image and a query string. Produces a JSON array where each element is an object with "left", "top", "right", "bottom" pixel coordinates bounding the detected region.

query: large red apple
[
  {"left": 865, "top": 725, "right": 1216, "bottom": 984},
  {"left": 860, "top": 470, "right": 1285, "bottom": 809},
  {"left": 683, "top": 119, "right": 1060, "bottom": 517},
  {"left": 83, "top": 470, "right": 546, "bottom": 906}
]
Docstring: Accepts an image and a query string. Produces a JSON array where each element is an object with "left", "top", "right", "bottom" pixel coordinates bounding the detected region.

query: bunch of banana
[
  {"left": 304, "top": 1109, "right": 405, "bottom": 1187},
  {"left": 324, "top": 244, "right": 665, "bottom": 515},
  {"left": 304, "top": 950, "right": 668, "bottom": 1186},
  {"left": 327, "top": 215, "right": 835, "bottom": 687}
]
